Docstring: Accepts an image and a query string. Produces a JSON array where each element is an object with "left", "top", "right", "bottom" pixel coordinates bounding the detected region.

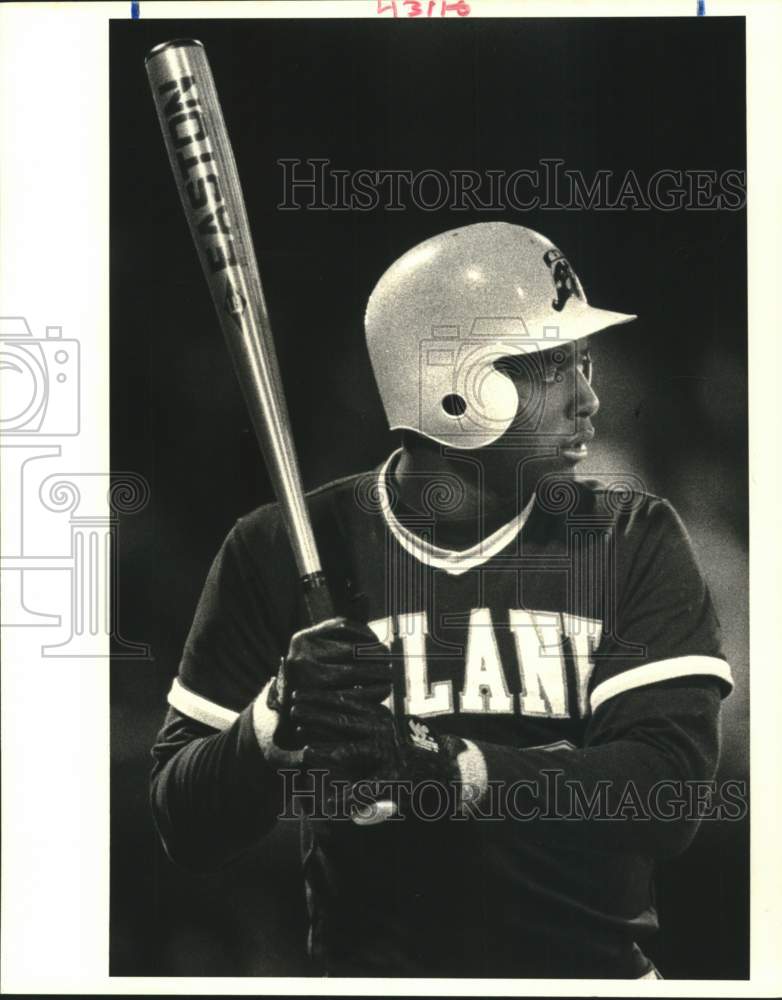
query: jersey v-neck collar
[{"left": 376, "top": 450, "right": 536, "bottom": 577}]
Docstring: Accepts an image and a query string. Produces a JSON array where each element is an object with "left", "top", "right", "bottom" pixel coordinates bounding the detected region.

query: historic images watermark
[
  {"left": 278, "top": 769, "right": 749, "bottom": 824},
  {"left": 278, "top": 158, "right": 746, "bottom": 213}
]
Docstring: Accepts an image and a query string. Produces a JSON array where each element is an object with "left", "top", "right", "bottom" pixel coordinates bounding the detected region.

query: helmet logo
[{"left": 543, "top": 249, "right": 583, "bottom": 312}]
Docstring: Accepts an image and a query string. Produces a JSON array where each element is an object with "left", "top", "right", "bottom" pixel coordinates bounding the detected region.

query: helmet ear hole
[{"left": 442, "top": 393, "right": 467, "bottom": 417}]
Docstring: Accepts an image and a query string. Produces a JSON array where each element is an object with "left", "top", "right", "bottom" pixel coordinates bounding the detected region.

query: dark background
[{"left": 110, "top": 17, "right": 748, "bottom": 978}]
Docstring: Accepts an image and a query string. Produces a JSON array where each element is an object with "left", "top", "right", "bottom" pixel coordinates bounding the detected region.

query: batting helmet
[{"left": 365, "top": 221, "right": 636, "bottom": 450}]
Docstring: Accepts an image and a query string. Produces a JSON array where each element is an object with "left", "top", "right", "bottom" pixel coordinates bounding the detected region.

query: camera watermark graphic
[
  {"left": 0, "top": 316, "right": 150, "bottom": 658},
  {"left": 418, "top": 324, "right": 589, "bottom": 448},
  {"left": 1, "top": 317, "right": 80, "bottom": 435},
  {"left": 278, "top": 158, "right": 746, "bottom": 213}
]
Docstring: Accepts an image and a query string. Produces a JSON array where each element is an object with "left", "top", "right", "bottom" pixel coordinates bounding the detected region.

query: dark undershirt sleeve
[
  {"left": 149, "top": 514, "right": 299, "bottom": 873},
  {"left": 150, "top": 702, "right": 290, "bottom": 872},
  {"left": 469, "top": 676, "right": 722, "bottom": 859}
]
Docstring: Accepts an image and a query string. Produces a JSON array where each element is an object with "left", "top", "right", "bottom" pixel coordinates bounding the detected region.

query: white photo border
[{"left": 0, "top": 0, "right": 778, "bottom": 995}]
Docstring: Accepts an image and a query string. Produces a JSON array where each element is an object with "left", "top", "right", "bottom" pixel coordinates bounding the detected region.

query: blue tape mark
[
  {"left": 131, "top": 0, "right": 140, "bottom": 18},
  {"left": 697, "top": 0, "right": 705, "bottom": 14}
]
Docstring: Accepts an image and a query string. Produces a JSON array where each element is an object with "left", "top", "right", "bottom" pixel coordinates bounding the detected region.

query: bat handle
[
  {"left": 301, "top": 571, "right": 335, "bottom": 626},
  {"left": 297, "top": 572, "right": 397, "bottom": 827},
  {"left": 269, "top": 573, "right": 331, "bottom": 751}
]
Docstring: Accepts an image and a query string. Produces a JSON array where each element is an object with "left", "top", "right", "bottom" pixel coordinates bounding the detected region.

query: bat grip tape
[{"left": 301, "top": 571, "right": 335, "bottom": 626}]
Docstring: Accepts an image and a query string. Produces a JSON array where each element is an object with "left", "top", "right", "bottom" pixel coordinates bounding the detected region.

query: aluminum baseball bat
[
  {"left": 145, "top": 38, "right": 332, "bottom": 625},
  {"left": 146, "top": 39, "right": 393, "bottom": 826}
]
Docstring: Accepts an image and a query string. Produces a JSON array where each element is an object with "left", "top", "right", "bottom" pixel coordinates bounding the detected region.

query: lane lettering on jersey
[
  {"left": 509, "top": 609, "right": 569, "bottom": 718},
  {"left": 460, "top": 608, "right": 514, "bottom": 714},
  {"left": 367, "top": 609, "right": 603, "bottom": 720},
  {"left": 400, "top": 611, "right": 454, "bottom": 716}
]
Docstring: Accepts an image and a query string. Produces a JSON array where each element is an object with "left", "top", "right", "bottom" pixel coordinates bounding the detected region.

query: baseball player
[{"left": 150, "top": 222, "right": 732, "bottom": 978}]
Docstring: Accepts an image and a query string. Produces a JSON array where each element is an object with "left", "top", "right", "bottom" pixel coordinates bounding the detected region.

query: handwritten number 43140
[{"left": 377, "top": 0, "right": 471, "bottom": 16}]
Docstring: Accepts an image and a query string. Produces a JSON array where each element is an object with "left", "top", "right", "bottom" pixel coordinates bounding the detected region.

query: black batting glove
[
  {"left": 292, "top": 693, "right": 466, "bottom": 819},
  {"left": 267, "top": 617, "right": 392, "bottom": 752}
]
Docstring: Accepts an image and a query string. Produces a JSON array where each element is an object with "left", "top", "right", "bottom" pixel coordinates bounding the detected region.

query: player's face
[{"left": 490, "top": 339, "right": 599, "bottom": 470}]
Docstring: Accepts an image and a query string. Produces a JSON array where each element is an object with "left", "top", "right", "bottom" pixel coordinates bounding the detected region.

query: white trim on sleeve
[
  {"left": 167, "top": 677, "right": 240, "bottom": 731},
  {"left": 590, "top": 655, "right": 734, "bottom": 713}
]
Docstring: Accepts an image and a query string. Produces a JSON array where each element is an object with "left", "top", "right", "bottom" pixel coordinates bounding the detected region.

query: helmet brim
[
  {"left": 490, "top": 306, "right": 637, "bottom": 359},
  {"left": 575, "top": 305, "right": 638, "bottom": 339}
]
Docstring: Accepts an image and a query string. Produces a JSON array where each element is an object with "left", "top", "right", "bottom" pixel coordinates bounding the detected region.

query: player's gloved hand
[
  {"left": 292, "top": 694, "right": 467, "bottom": 820},
  {"left": 253, "top": 617, "right": 392, "bottom": 770}
]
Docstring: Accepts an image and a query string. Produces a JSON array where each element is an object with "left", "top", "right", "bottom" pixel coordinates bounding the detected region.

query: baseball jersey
[{"left": 152, "top": 449, "right": 732, "bottom": 978}]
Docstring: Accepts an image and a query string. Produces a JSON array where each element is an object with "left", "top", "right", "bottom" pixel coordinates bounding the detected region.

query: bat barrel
[
  {"left": 145, "top": 38, "right": 204, "bottom": 62},
  {"left": 145, "top": 39, "right": 325, "bottom": 591}
]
